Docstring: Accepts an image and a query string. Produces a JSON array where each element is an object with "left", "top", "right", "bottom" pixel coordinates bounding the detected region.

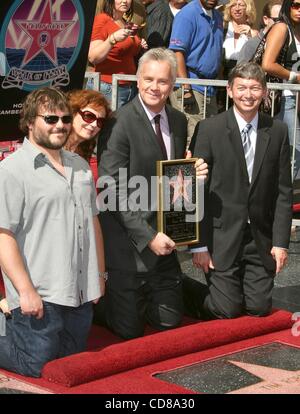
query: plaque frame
[{"left": 157, "top": 158, "right": 199, "bottom": 246}]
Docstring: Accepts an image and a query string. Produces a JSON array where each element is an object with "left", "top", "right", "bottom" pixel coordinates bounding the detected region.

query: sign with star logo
[
  {"left": 0, "top": 0, "right": 97, "bottom": 141},
  {"left": 157, "top": 158, "right": 200, "bottom": 246}
]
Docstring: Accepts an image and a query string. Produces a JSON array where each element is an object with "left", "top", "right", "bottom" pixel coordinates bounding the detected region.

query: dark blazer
[
  {"left": 190, "top": 107, "right": 293, "bottom": 272},
  {"left": 98, "top": 96, "right": 187, "bottom": 272}
]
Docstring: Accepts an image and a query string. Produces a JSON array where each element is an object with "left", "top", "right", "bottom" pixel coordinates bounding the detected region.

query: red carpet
[
  {"left": 0, "top": 309, "right": 296, "bottom": 394},
  {"left": 42, "top": 309, "right": 293, "bottom": 387}
]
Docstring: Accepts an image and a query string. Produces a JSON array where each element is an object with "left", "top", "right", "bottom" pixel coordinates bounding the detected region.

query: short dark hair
[
  {"left": 19, "top": 87, "right": 70, "bottom": 134},
  {"left": 260, "top": 0, "right": 283, "bottom": 27},
  {"left": 263, "top": 0, "right": 283, "bottom": 18},
  {"left": 228, "top": 62, "right": 267, "bottom": 88}
]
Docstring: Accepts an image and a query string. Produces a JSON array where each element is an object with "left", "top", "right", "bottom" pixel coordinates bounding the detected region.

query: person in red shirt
[{"left": 89, "top": 0, "right": 148, "bottom": 108}]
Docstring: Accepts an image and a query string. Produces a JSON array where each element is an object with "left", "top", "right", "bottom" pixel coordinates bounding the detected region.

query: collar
[
  {"left": 22, "top": 137, "right": 46, "bottom": 162},
  {"left": 233, "top": 107, "right": 258, "bottom": 133},
  {"left": 22, "top": 138, "right": 74, "bottom": 169},
  {"left": 138, "top": 94, "right": 167, "bottom": 123},
  {"left": 198, "top": 1, "right": 214, "bottom": 19}
]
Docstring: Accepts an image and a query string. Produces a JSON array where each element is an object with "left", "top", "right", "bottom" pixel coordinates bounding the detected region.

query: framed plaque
[{"left": 157, "top": 158, "right": 199, "bottom": 246}]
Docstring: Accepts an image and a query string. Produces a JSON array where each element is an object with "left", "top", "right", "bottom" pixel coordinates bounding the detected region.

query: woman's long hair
[{"left": 280, "top": 0, "right": 297, "bottom": 28}]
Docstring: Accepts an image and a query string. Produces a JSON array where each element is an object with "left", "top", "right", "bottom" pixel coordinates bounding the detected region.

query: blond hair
[{"left": 224, "top": 0, "right": 257, "bottom": 26}]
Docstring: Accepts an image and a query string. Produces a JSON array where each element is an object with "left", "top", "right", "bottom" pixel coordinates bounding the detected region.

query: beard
[{"left": 33, "top": 128, "right": 70, "bottom": 150}]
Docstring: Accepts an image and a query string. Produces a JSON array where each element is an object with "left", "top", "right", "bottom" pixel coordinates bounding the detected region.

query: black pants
[
  {"left": 100, "top": 255, "right": 183, "bottom": 339},
  {"left": 184, "top": 226, "right": 274, "bottom": 320}
]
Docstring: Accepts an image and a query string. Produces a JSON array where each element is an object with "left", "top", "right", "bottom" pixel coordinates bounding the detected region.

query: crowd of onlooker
[{"left": 87, "top": 0, "right": 300, "bottom": 179}]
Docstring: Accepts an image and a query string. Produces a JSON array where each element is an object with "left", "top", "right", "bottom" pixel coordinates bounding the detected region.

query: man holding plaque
[
  {"left": 189, "top": 62, "right": 293, "bottom": 320},
  {"left": 98, "top": 48, "right": 206, "bottom": 339}
]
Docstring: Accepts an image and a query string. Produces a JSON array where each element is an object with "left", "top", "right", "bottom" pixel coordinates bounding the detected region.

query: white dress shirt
[{"left": 139, "top": 95, "right": 171, "bottom": 160}]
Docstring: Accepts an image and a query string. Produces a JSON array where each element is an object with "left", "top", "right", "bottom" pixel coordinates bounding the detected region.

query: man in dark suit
[
  {"left": 97, "top": 48, "right": 206, "bottom": 339},
  {"left": 188, "top": 61, "right": 293, "bottom": 320}
]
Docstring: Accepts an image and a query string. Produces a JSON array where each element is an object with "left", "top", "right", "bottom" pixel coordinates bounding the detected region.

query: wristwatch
[{"left": 99, "top": 271, "right": 108, "bottom": 281}]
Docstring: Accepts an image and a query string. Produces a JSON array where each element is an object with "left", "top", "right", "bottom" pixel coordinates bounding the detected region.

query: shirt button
[
  {"left": 78, "top": 225, "right": 81, "bottom": 229},
  {"left": 80, "top": 248, "right": 82, "bottom": 252}
]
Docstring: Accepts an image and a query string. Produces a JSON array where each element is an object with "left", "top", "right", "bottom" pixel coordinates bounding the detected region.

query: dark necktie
[
  {"left": 154, "top": 114, "right": 168, "bottom": 159},
  {"left": 241, "top": 123, "right": 254, "bottom": 182}
]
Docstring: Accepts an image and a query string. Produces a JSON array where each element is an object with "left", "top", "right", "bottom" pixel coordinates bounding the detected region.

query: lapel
[
  {"left": 165, "top": 105, "right": 177, "bottom": 159},
  {"left": 226, "top": 107, "right": 249, "bottom": 180},
  {"left": 250, "top": 114, "right": 270, "bottom": 189},
  {"left": 132, "top": 97, "right": 167, "bottom": 159}
]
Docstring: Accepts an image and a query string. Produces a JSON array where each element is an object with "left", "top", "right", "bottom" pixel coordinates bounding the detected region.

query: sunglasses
[
  {"left": 37, "top": 114, "right": 73, "bottom": 124},
  {"left": 291, "top": 2, "right": 300, "bottom": 9},
  {"left": 271, "top": 17, "right": 281, "bottom": 22},
  {"left": 78, "top": 110, "right": 105, "bottom": 129}
]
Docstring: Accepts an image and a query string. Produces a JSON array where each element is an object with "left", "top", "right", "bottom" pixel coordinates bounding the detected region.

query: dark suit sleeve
[
  {"left": 272, "top": 124, "right": 293, "bottom": 248},
  {"left": 188, "top": 121, "right": 213, "bottom": 249},
  {"left": 98, "top": 115, "right": 157, "bottom": 253}
]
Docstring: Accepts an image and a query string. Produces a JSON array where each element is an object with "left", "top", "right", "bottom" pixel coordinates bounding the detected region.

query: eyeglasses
[
  {"left": 270, "top": 17, "right": 281, "bottom": 22},
  {"left": 291, "top": 2, "right": 300, "bottom": 10},
  {"left": 78, "top": 110, "right": 105, "bottom": 129},
  {"left": 37, "top": 114, "right": 73, "bottom": 124}
]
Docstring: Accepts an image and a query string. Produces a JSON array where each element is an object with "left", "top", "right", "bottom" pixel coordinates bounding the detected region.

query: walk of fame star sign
[
  {"left": 157, "top": 158, "right": 200, "bottom": 246},
  {"left": 155, "top": 342, "right": 300, "bottom": 394},
  {"left": 0, "top": 0, "right": 84, "bottom": 91},
  {"left": 0, "top": 0, "right": 97, "bottom": 141}
]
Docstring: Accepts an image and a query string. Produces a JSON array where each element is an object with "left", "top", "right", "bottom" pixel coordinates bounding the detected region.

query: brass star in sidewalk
[
  {"left": 0, "top": 373, "right": 52, "bottom": 394},
  {"left": 227, "top": 360, "right": 300, "bottom": 394}
]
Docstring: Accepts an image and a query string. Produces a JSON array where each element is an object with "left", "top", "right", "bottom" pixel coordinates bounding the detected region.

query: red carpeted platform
[
  {"left": 0, "top": 309, "right": 296, "bottom": 394},
  {"left": 42, "top": 309, "right": 293, "bottom": 387}
]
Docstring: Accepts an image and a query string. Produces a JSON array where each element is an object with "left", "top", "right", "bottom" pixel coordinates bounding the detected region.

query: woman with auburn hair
[
  {"left": 262, "top": 0, "right": 300, "bottom": 180},
  {"left": 65, "top": 89, "right": 111, "bottom": 162},
  {"left": 223, "top": 0, "right": 259, "bottom": 77}
]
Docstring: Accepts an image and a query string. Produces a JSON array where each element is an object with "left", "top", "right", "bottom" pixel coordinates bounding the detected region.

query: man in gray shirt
[{"left": 0, "top": 87, "right": 102, "bottom": 377}]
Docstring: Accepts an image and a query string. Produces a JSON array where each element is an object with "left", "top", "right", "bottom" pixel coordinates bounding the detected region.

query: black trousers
[
  {"left": 184, "top": 225, "right": 275, "bottom": 320},
  {"left": 100, "top": 254, "right": 183, "bottom": 339}
]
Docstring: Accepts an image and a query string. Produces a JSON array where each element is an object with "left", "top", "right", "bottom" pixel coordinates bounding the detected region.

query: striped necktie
[{"left": 241, "top": 123, "right": 254, "bottom": 182}]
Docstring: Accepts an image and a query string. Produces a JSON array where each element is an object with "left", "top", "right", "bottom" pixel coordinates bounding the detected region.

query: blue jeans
[
  {"left": 100, "top": 81, "right": 136, "bottom": 109},
  {"left": 0, "top": 301, "right": 93, "bottom": 377},
  {"left": 277, "top": 94, "right": 300, "bottom": 180}
]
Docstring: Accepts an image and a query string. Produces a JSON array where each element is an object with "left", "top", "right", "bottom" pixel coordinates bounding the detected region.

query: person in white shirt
[{"left": 223, "top": 0, "right": 258, "bottom": 78}]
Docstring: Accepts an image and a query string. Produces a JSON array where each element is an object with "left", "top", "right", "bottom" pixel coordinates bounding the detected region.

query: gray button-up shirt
[{"left": 0, "top": 139, "right": 100, "bottom": 310}]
